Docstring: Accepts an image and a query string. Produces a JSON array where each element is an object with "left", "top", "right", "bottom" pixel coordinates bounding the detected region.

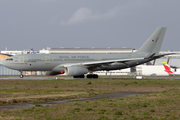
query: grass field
[{"left": 0, "top": 77, "right": 180, "bottom": 119}]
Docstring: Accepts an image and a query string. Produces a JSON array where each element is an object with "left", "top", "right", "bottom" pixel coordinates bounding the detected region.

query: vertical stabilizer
[
  {"left": 162, "top": 62, "right": 174, "bottom": 75},
  {"left": 136, "top": 27, "right": 167, "bottom": 54}
]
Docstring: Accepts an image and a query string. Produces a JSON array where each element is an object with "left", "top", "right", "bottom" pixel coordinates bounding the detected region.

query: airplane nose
[
  {"left": 2, "top": 61, "right": 13, "bottom": 70},
  {"left": 2, "top": 61, "right": 8, "bottom": 68},
  {"left": 2, "top": 61, "right": 6, "bottom": 66}
]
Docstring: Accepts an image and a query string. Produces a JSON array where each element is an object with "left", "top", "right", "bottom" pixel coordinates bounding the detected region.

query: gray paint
[{"left": 2, "top": 27, "right": 168, "bottom": 77}]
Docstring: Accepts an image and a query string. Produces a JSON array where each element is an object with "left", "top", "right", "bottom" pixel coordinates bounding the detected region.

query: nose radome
[
  {"left": 2, "top": 60, "right": 9, "bottom": 68},
  {"left": 2, "top": 61, "right": 7, "bottom": 67}
]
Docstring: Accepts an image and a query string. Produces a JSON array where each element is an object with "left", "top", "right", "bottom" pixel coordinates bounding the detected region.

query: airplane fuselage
[{"left": 3, "top": 52, "right": 149, "bottom": 71}]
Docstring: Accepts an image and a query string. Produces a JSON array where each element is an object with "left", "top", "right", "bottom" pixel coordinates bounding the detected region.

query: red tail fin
[{"left": 162, "top": 62, "right": 174, "bottom": 74}]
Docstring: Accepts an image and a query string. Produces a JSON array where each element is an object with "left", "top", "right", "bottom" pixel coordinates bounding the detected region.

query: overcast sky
[{"left": 0, "top": 0, "right": 180, "bottom": 51}]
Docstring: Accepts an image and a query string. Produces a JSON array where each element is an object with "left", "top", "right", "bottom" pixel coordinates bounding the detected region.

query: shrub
[
  {"left": 98, "top": 109, "right": 107, "bottom": 114},
  {"left": 150, "top": 109, "right": 155, "bottom": 113},
  {"left": 142, "top": 102, "right": 150, "bottom": 107},
  {"left": 97, "top": 116, "right": 109, "bottom": 120},
  {"left": 73, "top": 108, "right": 80, "bottom": 112},
  {"left": 85, "top": 108, "right": 93, "bottom": 111},
  {"left": 114, "top": 110, "right": 122, "bottom": 115},
  {"left": 12, "top": 99, "right": 18, "bottom": 103},
  {"left": 87, "top": 81, "right": 92, "bottom": 85},
  {"left": 35, "top": 104, "right": 43, "bottom": 107}
]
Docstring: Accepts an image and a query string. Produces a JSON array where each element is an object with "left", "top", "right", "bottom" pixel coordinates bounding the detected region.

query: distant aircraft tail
[
  {"left": 162, "top": 62, "right": 174, "bottom": 75},
  {"left": 136, "top": 27, "right": 167, "bottom": 54}
]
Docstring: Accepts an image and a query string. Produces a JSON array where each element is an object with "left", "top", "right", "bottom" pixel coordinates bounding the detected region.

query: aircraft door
[
  {"left": 45, "top": 56, "right": 50, "bottom": 63},
  {"left": 19, "top": 56, "right": 24, "bottom": 63},
  {"left": 98, "top": 57, "right": 102, "bottom": 61},
  {"left": 131, "top": 55, "right": 137, "bottom": 62}
]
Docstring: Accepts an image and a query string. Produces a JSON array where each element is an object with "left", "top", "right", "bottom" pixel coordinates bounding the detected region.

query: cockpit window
[{"left": 6, "top": 58, "right": 13, "bottom": 61}]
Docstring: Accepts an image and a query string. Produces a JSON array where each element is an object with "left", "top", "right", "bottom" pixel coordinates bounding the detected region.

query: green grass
[
  {"left": 0, "top": 78, "right": 180, "bottom": 119},
  {"left": 0, "top": 78, "right": 180, "bottom": 106},
  {"left": 1, "top": 88, "right": 180, "bottom": 119}
]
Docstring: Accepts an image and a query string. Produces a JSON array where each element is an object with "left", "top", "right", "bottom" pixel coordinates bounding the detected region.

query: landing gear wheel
[
  {"left": 87, "top": 74, "right": 98, "bottom": 79},
  {"left": 19, "top": 71, "right": 24, "bottom": 78},
  {"left": 20, "top": 74, "right": 24, "bottom": 78},
  {"left": 93, "top": 74, "right": 98, "bottom": 78},
  {"left": 87, "top": 74, "right": 92, "bottom": 78},
  {"left": 73, "top": 75, "right": 85, "bottom": 78}
]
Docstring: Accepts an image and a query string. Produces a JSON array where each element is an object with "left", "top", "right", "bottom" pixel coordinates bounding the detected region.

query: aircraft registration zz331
[{"left": 2, "top": 27, "right": 173, "bottom": 78}]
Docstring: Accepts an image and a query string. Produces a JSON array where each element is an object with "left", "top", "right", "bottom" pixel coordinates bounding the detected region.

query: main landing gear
[
  {"left": 87, "top": 74, "right": 98, "bottom": 79},
  {"left": 73, "top": 75, "right": 85, "bottom": 78},
  {"left": 73, "top": 74, "right": 98, "bottom": 79},
  {"left": 19, "top": 71, "right": 24, "bottom": 78}
]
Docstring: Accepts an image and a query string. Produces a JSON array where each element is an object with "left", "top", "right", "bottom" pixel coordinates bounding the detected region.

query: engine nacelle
[
  {"left": 46, "top": 71, "right": 62, "bottom": 76},
  {"left": 51, "top": 66, "right": 65, "bottom": 74},
  {"left": 66, "top": 66, "right": 88, "bottom": 76}
]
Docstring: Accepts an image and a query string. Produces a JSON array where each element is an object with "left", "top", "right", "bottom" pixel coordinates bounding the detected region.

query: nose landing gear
[{"left": 19, "top": 71, "right": 24, "bottom": 78}]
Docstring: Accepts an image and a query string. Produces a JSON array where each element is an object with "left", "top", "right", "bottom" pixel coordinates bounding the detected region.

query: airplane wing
[
  {"left": 82, "top": 58, "right": 144, "bottom": 67},
  {"left": 61, "top": 57, "right": 144, "bottom": 68},
  {"left": 60, "top": 53, "right": 175, "bottom": 68}
]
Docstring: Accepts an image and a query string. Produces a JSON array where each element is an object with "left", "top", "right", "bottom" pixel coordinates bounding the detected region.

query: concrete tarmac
[
  {"left": 0, "top": 76, "right": 72, "bottom": 80},
  {"left": 145, "top": 76, "right": 180, "bottom": 79},
  {"left": 1, "top": 76, "right": 180, "bottom": 80}
]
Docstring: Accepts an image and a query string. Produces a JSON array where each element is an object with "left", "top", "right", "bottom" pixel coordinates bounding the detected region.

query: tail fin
[
  {"left": 162, "top": 62, "right": 174, "bottom": 75},
  {"left": 136, "top": 27, "right": 167, "bottom": 54}
]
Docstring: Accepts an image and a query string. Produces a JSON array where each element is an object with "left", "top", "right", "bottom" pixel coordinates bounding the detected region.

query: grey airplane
[{"left": 2, "top": 27, "right": 172, "bottom": 78}]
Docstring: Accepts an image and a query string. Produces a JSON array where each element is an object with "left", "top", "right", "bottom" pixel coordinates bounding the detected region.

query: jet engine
[
  {"left": 46, "top": 66, "right": 65, "bottom": 75},
  {"left": 46, "top": 71, "right": 63, "bottom": 75},
  {"left": 65, "top": 66, "right": 88, "bottom": 76}
]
